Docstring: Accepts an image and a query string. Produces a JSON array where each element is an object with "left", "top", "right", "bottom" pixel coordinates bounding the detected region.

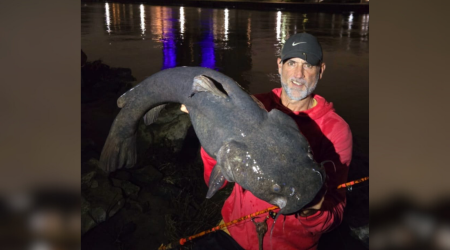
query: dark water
[{"left": 81, "top": 2, "right": 369, "bottom": 153}]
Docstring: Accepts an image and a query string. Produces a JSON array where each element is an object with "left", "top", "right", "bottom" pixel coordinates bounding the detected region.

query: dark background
[{"left": 1, "top": 0, "right": 450, "bottom": 249}]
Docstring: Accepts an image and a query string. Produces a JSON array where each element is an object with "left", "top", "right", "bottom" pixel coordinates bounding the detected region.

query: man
[{"left": 183, "top": 33, "right": 352, "bottom": 250}]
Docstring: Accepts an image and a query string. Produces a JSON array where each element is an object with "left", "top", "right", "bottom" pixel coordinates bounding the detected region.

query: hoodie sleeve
[{"left": 299, "top": 117, "right": 353, "bottom": 234}]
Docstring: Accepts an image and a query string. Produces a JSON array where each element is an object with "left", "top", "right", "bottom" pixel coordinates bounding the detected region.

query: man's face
[{"left": 277, "top": 57, "right": 325, "bottom": 101}]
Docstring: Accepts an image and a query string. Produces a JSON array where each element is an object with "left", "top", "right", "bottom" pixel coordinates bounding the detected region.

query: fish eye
[{"left": 272, "top": 184, "right": 281, "bottom": 193}]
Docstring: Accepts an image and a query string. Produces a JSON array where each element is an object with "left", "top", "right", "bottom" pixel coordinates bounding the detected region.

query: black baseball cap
[{"left": 280, "top": 33, "right": 323, "bottom": 66}]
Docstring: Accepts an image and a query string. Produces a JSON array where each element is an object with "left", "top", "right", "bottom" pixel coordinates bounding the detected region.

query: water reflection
[
  {"left": 180, "top": 7, "right": 185, "bottom": 39},
  {"left": 200, "top": 13, "right": 216, "bottom": 69},
  {"left": 347, "top": 12, "right": 353, "bottom": 37},
  {"left": 91, "top": 3, "right": 368, "bottom": 89},
  {"left": 140, "top": 4, "right": 145, "bottom": 37},
  {"left": 161, "top": 7, "right": 177, "bottom": 69},
  {"left": 150, "top": 6, "right": 162, "bottom": 42},
  {"left": 224, "top": 8, "right": 229, "bottom": 41},
  {"left": 105, "top": 3, "right": 111, "bottom": 34},
  {"left": 361, "top": 14, "right": 369, "bottom": 40},
  {"left": 247, "top": 16, "right": 251, "bottom": 46},
  {"left": 276, "top": 11, "right": 281, "bottom": 42}
]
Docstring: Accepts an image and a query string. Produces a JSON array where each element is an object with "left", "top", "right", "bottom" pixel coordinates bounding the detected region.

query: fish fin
[
  {"left": 143, "top": 104, "right": 166, "bottom": 125},
  {"left": 99, "top": 132, "right": 137, "bottom": 172},
  {"left": 191, "top": 75, "right": 228, "bottom": 98},
  {"left": 117, "top": 91, "right": 129, "bottom": 108},
  {"left": 206, "top": 164, "right": 226, "bottom": 199}
]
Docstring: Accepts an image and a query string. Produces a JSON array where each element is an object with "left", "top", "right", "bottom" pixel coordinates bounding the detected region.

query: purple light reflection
[
  {"left": 200, "top": 19, "right": 216, "bottom": 69},
  {"left": 200, "top": 31, "right": 216, "bottom": 69},
  {"left": 161, "top": 37, "right": 176, "bottom": 70}
]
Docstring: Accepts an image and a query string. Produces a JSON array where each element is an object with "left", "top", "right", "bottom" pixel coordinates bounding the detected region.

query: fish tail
[{"left": 99, "top": 132, "right": 137, "bottom": 172}]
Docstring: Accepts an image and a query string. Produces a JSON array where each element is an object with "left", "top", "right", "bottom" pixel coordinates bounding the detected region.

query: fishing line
[{"left": 158, "top": 176, "right": 369, "bottom": 250}]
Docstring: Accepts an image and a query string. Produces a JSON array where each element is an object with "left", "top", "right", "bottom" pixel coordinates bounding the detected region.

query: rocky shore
[{"left": 81, "top": 54, "right": 234, "bottom": 249}]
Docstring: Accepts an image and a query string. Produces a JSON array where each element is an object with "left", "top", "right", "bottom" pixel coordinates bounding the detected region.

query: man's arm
[{"left": 298, "top": 122, "right": 352, "bottom": 233}]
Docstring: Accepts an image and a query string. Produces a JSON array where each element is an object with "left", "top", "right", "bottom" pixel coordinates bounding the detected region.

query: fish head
[{"left": 217, "top": 109, "right": 326, "bottom": 215}]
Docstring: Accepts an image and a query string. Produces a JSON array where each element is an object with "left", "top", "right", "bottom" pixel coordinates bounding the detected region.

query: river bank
[{"left": 82, "top": 0, "right": 369, "bottom": 13}]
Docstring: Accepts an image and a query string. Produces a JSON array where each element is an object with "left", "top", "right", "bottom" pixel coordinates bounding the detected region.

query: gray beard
[{"left": 281, "top": 77, "right": 318, "bottom": 101}]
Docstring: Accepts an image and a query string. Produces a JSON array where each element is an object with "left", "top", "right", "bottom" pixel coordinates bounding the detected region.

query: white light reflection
[
  {"left": 224, "top": 8, "right": 229, "bottom": 41},
  {"left": 348, "top": 12, "right": 353, "bottom": 35},
  {"left": 281, "top": 14, "right": 287, "bottom": 44},
  {"left": 361, "top": 14, "right": 369, "bottom": 37},
  {"left": 276, "top": 11, "right": 281, "bottom": 42},
  {"left": 105, "top": 3, "right": 111, "bottom": 34},
  {"left": 180, "top": 7, "right": 185, "bottom": 39},
  {"left": 140, "top": 4, "right": 146, "bottom": 36}
]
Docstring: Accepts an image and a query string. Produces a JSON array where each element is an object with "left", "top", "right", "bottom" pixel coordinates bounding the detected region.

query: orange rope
[
  {"left": 337, "top": 176, "right": 369, "bottom": 189},
  {"left": 158, "top": 176, "right": 369, "bottom": 250}
]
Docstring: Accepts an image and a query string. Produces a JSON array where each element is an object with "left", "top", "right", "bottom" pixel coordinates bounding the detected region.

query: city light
[
  {"left": 180, "top": 7, "right": 185, "bottom": 39},
  {"left": 276, "top": 11, "right": 281, "bottom": 42},
  {"left": 224, "top": 8, "right": 229, "bottom": 41},
  {"left": 105, "top": 3, "right": 111, "bottom": 34}
]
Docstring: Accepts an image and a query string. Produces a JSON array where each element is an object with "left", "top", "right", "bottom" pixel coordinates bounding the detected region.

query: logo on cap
[{"left": 292, "top": 42, "right": 306, "bottom": 46}]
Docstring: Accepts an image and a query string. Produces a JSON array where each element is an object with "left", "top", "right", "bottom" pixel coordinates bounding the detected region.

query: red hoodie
[{"left": 201, "top": 88, "right": 353, "bottom": 250}]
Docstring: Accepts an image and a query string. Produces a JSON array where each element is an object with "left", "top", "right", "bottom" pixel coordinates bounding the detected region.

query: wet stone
[
  {"left": 349, "top": 224, "right": 369, "bottom": 247},
  {"left": 81, "top": 169, "right": 96, "bottom": 190},
  {"left": 137, "top": 103, "right": 192, "bottom": 154},
  {"left": 81, "top": 158, "right": 99, "bottom": 190},
  {"left": 90, "top": 180, "right": 99, "bottom": 188},
  {"left": 122, "top": 181, "right": 141, "bottom": 197},
  {"left": 131, "top": 166, "right": 163, "bottom": 187},
  {"left": 113, "top": 169, "right": 131, "bottom": 181},
  {"left": 90, "top": 207, "right": 107, "bottom": 223},
  {"left": 152, "top": 183, "right": 182, "bottom": 199},
  {"left": 111, "top": 178, "right": 123, "bottom": 187}
]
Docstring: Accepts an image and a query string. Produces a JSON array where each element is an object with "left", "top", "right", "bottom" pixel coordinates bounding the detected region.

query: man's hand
[
  {"left": 180, "top": 104, "right": 189, "bottom": 113},
  {"left": 299, "top": 194, "right": 325, "bottom": 217},
  {"left": 299, "top": 184, "right": 327, "bottom": 217}
]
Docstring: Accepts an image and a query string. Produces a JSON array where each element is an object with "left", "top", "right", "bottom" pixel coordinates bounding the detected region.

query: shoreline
[{"left": 83, "top": 0, "right": 369, "bottom": 13}]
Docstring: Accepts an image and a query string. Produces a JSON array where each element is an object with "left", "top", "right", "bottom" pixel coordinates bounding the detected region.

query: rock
[
  {"left": 82, "top": 172, "right": 124, "bottom": 231},
  {"left": 81, "top": 206, "right": 107, "bottom": 236},
  {"left": 81, "top": 158, "right": 99, "bottom": 190},
  {"left": 137, "top": 103, "right": 192, "bottom": 154},
  {"left": 90, "top": 207, "right": 107, "bottom": 223},
  {"left": 81, "top": 169, "right": 96, "bottom": 190},
  {"left": 81, "top": 197, "right": 95, "bottom": 235},
  {"left": 122, "top": 181, "right": 141, "bottom": 197},
  {"left": 138, "top": 188, "right": 170, "bottom": 213},
  {"left": 111, "top": 178, "right": 140, "bottom": 197},
  {"left": 113, "top": 170, "right": 131, "bottom": 181},
  {"left": 349, "top": 224, "right": 369, "bottom": 247},
  {"left": 131, "top": 166, "right": 163, "bottom": 187},
  {"left": 152, "top": 183, "right": 182, "bottom": 200},
  {"left": 111, "top": 178, "right": 123, "bottom": 187},
  {"left": 81, "top": 60, "right": 135, "bottom": 103}
]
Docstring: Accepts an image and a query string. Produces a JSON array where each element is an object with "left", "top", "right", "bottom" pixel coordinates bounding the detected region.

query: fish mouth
[{"left": 271, "top": 197, "right": 287, "bottom": 212}]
